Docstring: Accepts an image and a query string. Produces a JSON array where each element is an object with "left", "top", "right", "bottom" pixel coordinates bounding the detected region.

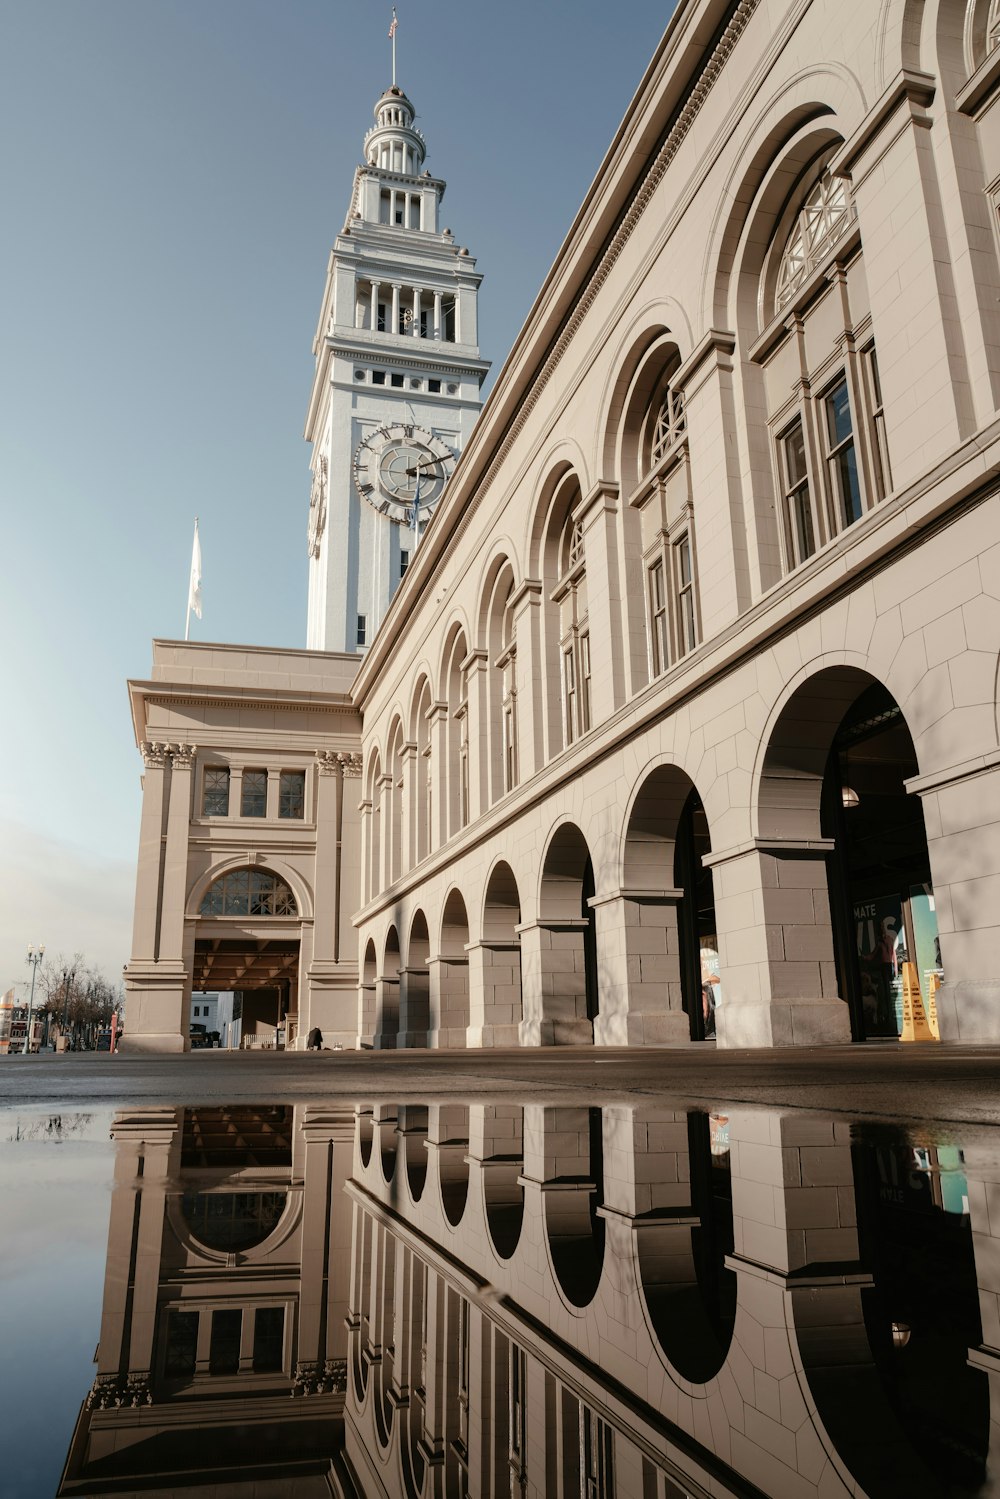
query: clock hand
[{"left": 403, "top": 455, "right": 445, "bottom": 476}]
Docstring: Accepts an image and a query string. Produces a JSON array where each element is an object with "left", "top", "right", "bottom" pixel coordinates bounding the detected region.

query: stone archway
[{"left": 521, "top": 824, "right": 599, "bottom": 1046}]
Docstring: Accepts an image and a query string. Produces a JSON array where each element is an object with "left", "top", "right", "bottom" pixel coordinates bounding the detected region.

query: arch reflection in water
[{"left": 58, "top": 1100, "right": 998, "bottom": 1499}]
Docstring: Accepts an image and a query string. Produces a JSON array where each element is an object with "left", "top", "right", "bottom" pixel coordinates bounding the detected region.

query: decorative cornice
[
  {"left": 87, "top": 1372, "right": 153, "bottom": 1410},
  {"left": 292, "top": 1358, "right": 347, "bottom": 1396},
  {"left": 140, "top": 741, "right": 195, "bottom": 768},
  {"left": 436, "top": 0, "right": 761, "bottom": 522}
]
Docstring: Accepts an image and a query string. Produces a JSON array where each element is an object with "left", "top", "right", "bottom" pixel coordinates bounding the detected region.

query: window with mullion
[
  {"left": 278, "top": 771, "right": 305, "bottom": 820},
  {"left": 648, "top": 558, "right": 669, "bottom": 676},
  {"left": 824, "top": 376, "right": 863, "bottom": 528},
  {"left": 563, "top": 643, "right": 577, "bottom": 745},
  {"left": 780, "top": 418, "right": 816, "bottom": 569},
  {"left": 241, "top": 769, "right": 267, "bottom": 818},
  {"left": 202, "top": 766, "right": 230, "bottom": 817},
  {"left": 676, "top": 535, "right": 697, "bottom": 656}
]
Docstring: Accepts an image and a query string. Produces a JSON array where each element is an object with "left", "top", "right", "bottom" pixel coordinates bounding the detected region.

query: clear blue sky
[{"left": 0, "top": 0, "right": 673, "bottom": 994}]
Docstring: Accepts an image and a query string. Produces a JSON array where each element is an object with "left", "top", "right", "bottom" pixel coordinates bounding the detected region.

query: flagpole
[
  {"left": 391, "top": 8, "right": 397, "bottom": 86},
  {"left": 185, "top": 517, "right": 201, "bottom": 641}
]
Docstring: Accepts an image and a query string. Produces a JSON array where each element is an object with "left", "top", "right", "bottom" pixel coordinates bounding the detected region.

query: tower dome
[{"left": 364, "top": 85, "right": 426, "bottom": 175}]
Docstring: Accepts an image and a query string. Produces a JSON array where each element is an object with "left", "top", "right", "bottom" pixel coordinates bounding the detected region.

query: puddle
[{"left": 0, "top": 1098, "right": 994, "bottom": 1497}]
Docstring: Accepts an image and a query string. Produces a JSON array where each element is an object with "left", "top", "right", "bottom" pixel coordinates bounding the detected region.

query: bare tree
[{"left": 39, "top": 954, "right": 122, "bottom": 1050}]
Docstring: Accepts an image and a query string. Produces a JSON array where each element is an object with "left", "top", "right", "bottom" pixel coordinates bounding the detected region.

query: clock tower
[{"left": 304, "top": 83, "right": 489, "bottom": 652}]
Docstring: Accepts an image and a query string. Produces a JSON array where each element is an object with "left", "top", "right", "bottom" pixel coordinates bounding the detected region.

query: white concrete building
[
  {"left": 305, "top": 85, "right": 489, "bottom": 654},
  {"left": 126, "top": 0, "right": 1000, "bottom": 1053}
]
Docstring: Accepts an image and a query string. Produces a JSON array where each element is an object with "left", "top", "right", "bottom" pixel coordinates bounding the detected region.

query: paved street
[{"left": 1, "top": 1045, "right": 1000, "bottom": 1127}]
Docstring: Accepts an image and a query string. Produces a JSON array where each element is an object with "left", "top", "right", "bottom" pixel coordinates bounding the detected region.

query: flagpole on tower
[{"left": 389, "top": 7, "right": 398, "bottom": 86}]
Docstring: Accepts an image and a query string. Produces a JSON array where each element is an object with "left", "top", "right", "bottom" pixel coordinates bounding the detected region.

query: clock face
[{"left": 353, "top": 423, "right": 456, "bottom": 525}]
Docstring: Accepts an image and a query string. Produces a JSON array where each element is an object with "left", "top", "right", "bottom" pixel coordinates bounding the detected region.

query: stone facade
[{"left": 126, "top": 0, "right": 1000, "bottom": 1051}]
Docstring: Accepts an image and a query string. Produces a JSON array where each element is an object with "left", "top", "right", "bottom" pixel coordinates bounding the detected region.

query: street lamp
[{"left": 23, "top": 945, "right": 44, "bottom": 1057}]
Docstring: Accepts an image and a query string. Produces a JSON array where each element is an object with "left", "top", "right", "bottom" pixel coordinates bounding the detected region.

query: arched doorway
[
  {"left": 755, "top": 667, "right": 939, "bottom": 1046},
  {"left": 435, "top": 891, "right": 470, "bottom": 1048},
  {"left": 536, "top": 824, "right": 599, "bottom": 1044},
  {"left": 823, "top": 683, "right": 939, "bottom": 1041}
]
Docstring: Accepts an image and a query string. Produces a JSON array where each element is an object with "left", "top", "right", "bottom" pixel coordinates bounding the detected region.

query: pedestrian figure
[{"left": 306, "top": 1027, "right": 323, "bottom": 1051}]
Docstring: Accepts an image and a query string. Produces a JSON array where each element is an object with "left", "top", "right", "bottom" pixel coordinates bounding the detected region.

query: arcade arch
[{"left": 535, "top": 823, "right": 599, "bottom": 1045}]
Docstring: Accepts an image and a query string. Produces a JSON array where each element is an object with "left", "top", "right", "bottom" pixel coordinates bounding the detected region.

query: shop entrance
[{"left": 821, "top": 685, "right": 940, "bottom": 1042}]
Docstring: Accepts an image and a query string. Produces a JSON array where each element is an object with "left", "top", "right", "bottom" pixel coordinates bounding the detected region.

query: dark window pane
[
  {"left": 279, "top": 772, "right": 305, "bottom": 819},
  {"left": 210, "top": 1308, "right": 241, "bottom": 1375},
  {"left": 202, "top": 767, "right": 230, "bottom": 817},
  {"left": 241, "top": 770, "right": 267, "bottom": 817},
  {"left": 837, "top": 443, "right": 863, "bottom": 526},
  {"left": 784, "top": 422, "right": 807, "bottom": 486},
  {"left": 165, "top": 1310, "right": 198, "bottom": 1378},
  {"left": 253, "top": 1307, "right": 285, "bottom": 1372},
  {"left": 826, "top": 379, "right": 853, "bottom": 446}
]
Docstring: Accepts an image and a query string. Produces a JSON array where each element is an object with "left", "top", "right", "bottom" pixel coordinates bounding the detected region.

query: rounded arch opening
[
  {"left": 760, "top": 667, "right": 939, "bottom": 1043},
  {"left": 481, "top": 861, "right": 523, "bottom": 1046},
  {"left": 482, "top": 1103, "right": 524, "bottom": 1260},
  {"left": 538, "top": 824, "right": 598, "bottom": 1044},
  {"left": 401, "top": 909, "right": 431, "bottom": 1048},
  {"left": 438, "top": 890, "right": 470, "bottom": 1048},
  {"left": 542, "top": 1105, "right": 605, "bottom": 1308},
  {"left": 634, "top": 1110, "right": 735, "bottom": 1384}
]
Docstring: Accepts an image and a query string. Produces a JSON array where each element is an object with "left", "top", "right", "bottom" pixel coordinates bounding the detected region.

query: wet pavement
[{"left": 3, "top": 1058, "right": 1000, "bottom": 1496}]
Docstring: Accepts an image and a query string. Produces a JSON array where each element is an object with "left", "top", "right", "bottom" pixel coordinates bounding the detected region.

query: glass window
[
  {"left": 775, "top": 170, "right": 853, "bottom": 312},
  {"left": 649, "top": 560, "right": 668, "bottom": 676},
  {"left": 202, "top": 767, "right": 230, "bottom": 817},
  {"left": 428, "top": 378, "right": 441, "bottom": 393},
  {"left": 400, "top": 549, "right": 409, "bottom": 577},
  {"left": 241, "top": 770, "right": 267, "bottom": 818},
  {"left": 563, "top": 646, "right": 577, "bottom": 745},
  {"left": 253, "top": 1307, "right": 285, "bottom": 1372},
  {"left": 390, "top": 372, "right": 404, "bottom": 388},
  {"left": 209, "top": 1308, "right": 241, "bottom": 1375},
  {"left": 357, "top": 614, "right": 367, "bottom": 647},
  {"left": 199, "top": 869, "right": 298, "bottom": 917},
  {"left": 781, "top": 419, "right": 816, "bottom": 568},
  {"left": 278, "top": 771, "right": 305, "bottom": 820},
  {"left": 580, "top": 632, "right": 592, "bottom": 734},
  {"left": 164, "top": 1310, "right": 198, "bottom": 1378},
  {"left": 510, "top": 1344, "right": 527, "bottom": 1466},
  {"left": 677, "top": 536, "right": 697, "bottom": 654},
  {"left": 372, "top": 370, "right": 386, "bottom": 386},
  {"left": 650, "top": 386, "right": 686, "bottom": 467},
  {"left": 865, "top": 346, "right": 891, "bottom": 499},
  {"left": 825, "top": 377, "right": 863, "bottom": 528}
]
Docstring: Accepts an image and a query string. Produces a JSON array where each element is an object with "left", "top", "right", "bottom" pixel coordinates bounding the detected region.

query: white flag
[{"left": 187, "top": 519, "right": 202, "bottom": 620}]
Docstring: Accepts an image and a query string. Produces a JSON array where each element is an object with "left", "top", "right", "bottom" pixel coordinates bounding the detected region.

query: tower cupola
[{"left": 364, "top": 85, "right": 426, "bottom": 176}]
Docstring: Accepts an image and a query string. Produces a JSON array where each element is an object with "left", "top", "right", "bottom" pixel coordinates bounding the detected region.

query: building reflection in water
[{"left": 58, "top": 1102, "right": 997, "bottom": 1497}]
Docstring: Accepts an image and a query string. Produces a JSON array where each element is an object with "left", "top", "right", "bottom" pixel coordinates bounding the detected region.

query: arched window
[
  {"left": 773, "top": 170, "right": 854, "bottom": 313},
  {"left": 754, "top": 153, "right": 889, "bottom": 575},
  {"left": 483, "top": 561, "right": 517, "bottom": 804},
  {"left": 646, "top": 382, "right": 686, "bottom": 470},
  {"left": 443, "top": 630, "right": 469, "bottom": 835},
  {"left": 556, "top": 511, "right": 590, "bottom": 745},
  {"left": 199, "top": 869, "right": 297, "bottom": 918},
  {"left": 411, "top": 677, "right": 433, "bottom": 862}
]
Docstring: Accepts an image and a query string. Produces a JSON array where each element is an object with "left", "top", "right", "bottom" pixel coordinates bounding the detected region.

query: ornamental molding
[
  {"left": 87, "top": 1372, "right": 153, "bottom": 1410},
  {"left": 291, "top": 1358, "right": 347, "bottom": 1396},
  {"left": 308, "top": 453, "right": 328, "bottom": 559},
  {"left": 317, "top": 749, "right": 363, "bottom": 778},
  {"left": 140, "top": 741, "right": 195, "bottom": 768}
]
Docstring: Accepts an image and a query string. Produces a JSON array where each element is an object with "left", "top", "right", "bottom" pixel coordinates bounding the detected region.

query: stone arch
[
  {"left": 480, "top": 1103, "right": 524, "bottom": 1261},
  {"left": 435, "top": 888, "right": 470, "bottom": 1048},
  {"left": 408, "top": 674, "right": 433, "bottom": 863},
  {"left": 527, "top": 458, "right": 590, "bottom": 764},
  {"left": 357, "top": 1101, "right": 374, "bottom": 1169},
  {"left": 476, "top": 859, "right": 523, "bottom": 1046},
  {"left": 399, "top": 909, "right": 430, "bottom": 1048},
  {"left": 365, "top": 748, "right": 382, "bottom": 904},
  {"left": 601, "top": 762, "right": 718, "bottom": 1044},
  {"left": 527, "top": 822, "right": 599, "bottom": 1045},
  {"left": 186, "top": 856, "right": 313, "bottom": 921},
  {"left": 632, "top": 1110, "right": 736, "bottom": 1385},
  {"left": 479, "top": 554, "right": 519, "bottom": 806},
  {"left": 541, "top": 1105, "right": 605, "bottom": 1309},
  {"left": 747, "top": 663, "right": 938, "bottom": 1045},
  {"left": 439, "top": 623, "right": 470, "bottom": 838},
  {"left": 433, "top": 1104, "right": 470, "bottom": 1227},
  {"left": 359, "top": 939, "right": 378, "bottom": 1049},
  {"left": 597, "top": 300, "right": 694, "bottom": 481},
  {"left": 374, "top": 925, "right": 400, "bottom": 1050},
  {"left": 385, "top": 717, "right": 405, "bottom": 887}
]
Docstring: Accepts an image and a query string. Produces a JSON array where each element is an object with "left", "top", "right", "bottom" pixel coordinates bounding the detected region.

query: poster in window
[{"left": 854, "top": 894, "right": 905, "bottom": 1036}]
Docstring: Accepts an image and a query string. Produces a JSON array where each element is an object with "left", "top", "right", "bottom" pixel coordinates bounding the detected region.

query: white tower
[{"left": 305, "top": 83, "right": 489, "bottom": 652}]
